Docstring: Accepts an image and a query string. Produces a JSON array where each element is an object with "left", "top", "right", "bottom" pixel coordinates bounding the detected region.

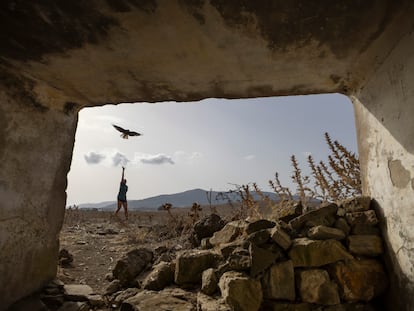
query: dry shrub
[{"left": 226, "top": 133, "right": 361, "bottom": 220}]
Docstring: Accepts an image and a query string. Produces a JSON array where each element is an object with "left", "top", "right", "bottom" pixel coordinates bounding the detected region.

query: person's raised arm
[{"left": 121, "top": 166, "right": 125, "bottom": 182}]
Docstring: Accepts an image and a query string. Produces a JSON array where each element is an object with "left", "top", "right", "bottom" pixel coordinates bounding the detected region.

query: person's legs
[
  {"left": 114, "top": 200, "right": 122, "bottom": 216},
  {"left": 122, "top": 201, "right": 128, "bottom": 220}
]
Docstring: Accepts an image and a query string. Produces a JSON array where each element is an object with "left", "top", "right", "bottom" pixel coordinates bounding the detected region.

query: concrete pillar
[
  {"left": 0, "top": 90, "right": 77, "bottom": 309},
  {"left": 352, "top": 29, "right": 414, "bottom": 310}
]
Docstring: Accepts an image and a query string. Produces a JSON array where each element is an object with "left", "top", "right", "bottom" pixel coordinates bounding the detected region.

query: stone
[
  {"left": 245, "top": 219, "right": 275, "bottom": 235},
  {"left": 334, "top": 218, "right": 351, "bottom": 236},
  {"left": 209, "top": 220, "right": 247, "bottom": 246},
  {"left": 219, "top": 240, "right": 246, "bottom": 259},
  {"left": 113, "top": 248, "right": 153, "bottom": 286},
  {"left": 192, "top": 214, "right": 226, "bottom": 245},
  {"left": 340, "top": 196, "right": 372, "bottom": 213},
  {"left": 329, "top": 259, "right": 388, "bottom": 302},
  {"left": 87, "top": 294, "right": 105, "bottom": 307},
  {"left": 57, "top": 301, "right": 88, "bottom": 311},
  {"left": 201, "top": 237, "right": 213, "bottom": 249},
  {"left": 289, "top": 203, "right": 338, "bottom": 230},
  {"left": 105, "top": 279, "right": 121, "bottom": 295},
  {"left": 122, "top": 288, "right": 195, "bottom": 311},
  {"left": 63, "top": 284, "right": 94, "bottom": 301},
  {"left": 298, "top": 269, "right": 340, "bottom": 305},
  {"left": 142, "top": 261, "right": 174, "bottom": 291},
  {"left": 201, "top": 268, "right": 219, "bottom": 295},
  {"left": 228, "top": 247, "right": 251, "bottom": 271},
  {"left": 304, "top": 215, "right": 336, "bottom": 228},
  {"left": 276, "top": 202, "right": 303, "bottom": 223},
  {"left": 289, "top": 238, "right": 353, "bottom": 267},
  {"left": 351, "top": 224, "right": 381, "bottom": 236},
  {"left": 197, "top": 293, "right": 231, "bottom": 311},
  {"left": 59, "top": 249, "right": 73, "bottom": 267},
  {"left": 261, "top": 260, "right": 295, "bottom": 301},
  {"left": 307, "top": 225, "right": 346, "bottom": 240},
  {"left": 250, "top": 243, "right": 279, "bottom": 277},
  {"left": 270, "top": 225, "right": 292, "bottom": 250},
  {"left": 246, "top": 229, "right": 271, "bottom": 246},
  {"left": 219, "top": 271, "right": 262, "bottom": 311},
  {"left": 264, "top": 302, "right": 312, "bottom": 311},
  {"left": 175, "top": 250, "right": 220, "bottom": 285},
  {"left": 345, "top": 210, "right": 379, "bottom": 226},
  {"left": 348, "top": 235, "right": 383, "bottom": 256},
  {"left": 114, "top": 288, "right": 140, "bottom": 303}
]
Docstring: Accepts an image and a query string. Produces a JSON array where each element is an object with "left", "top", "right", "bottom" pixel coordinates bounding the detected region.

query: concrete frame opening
[
  {"left": 0, "top": 1, "right": 413, "bottom": 310},
  {"left": 66, "top": 94, "right": 357, "bottom": 208}
]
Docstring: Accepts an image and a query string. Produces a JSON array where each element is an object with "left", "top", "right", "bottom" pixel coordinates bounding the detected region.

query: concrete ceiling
[{"left": 0, "top": 0, "right": 412, "bottom": 111}]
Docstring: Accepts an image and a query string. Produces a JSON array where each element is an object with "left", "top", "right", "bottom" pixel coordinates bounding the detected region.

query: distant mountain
[{"left": 75, "top": 188, "right": 281, "bottom": 211}]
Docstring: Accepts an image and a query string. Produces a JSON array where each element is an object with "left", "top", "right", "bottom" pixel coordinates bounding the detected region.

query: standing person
[{"left": 114, "top": 166, "right": 128, "bottom": 220}]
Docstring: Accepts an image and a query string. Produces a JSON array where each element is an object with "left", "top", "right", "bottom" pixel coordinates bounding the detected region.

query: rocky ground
[
  {"left": 58, "top": 208, "right": 200, "bottom": 295},
  {"left": 10, "top": 198, "right": 389, "bottom": 311}
]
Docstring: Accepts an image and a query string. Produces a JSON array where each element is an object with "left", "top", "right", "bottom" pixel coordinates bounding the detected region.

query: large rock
[
  {"left": 330, "top": 259, "right": 388, "bottom": 302},
  {"left": 261, "top": 260, "right": 295, "bottom": 301},
  {"left": 270, "top": 225, "right": 292, "bottom": 250},
  {"left": 249, "top": 244, "right": 279, "bottom": 277},
  {"left": 122, "top": 288, "right": 195, "bottom": 311},
  {"left": 197, "top": 293, "right": 231, "bottom": 311},
  {"left": 228, "top": 247, "right": 251, "bottom": 272},
  {"left": 245, "top": 219, "right": 275, "bottom": 235},
  {"left": 175, "top": 250, "right": 220, "bottom": 285},
  {"left": 142, "top": 261, "right": 174, "bottom": 291},
  {"left": 201, "top": 268, "right": 219, "bottom": 295},
  {"left": 246, "top": 229, "right": 271, "bottom": 246},
  {"left": 307, "top": 225, "right": 346, "bottom": 240},
  {"left": 63, "top": 284, "right": 93, "bottom": 302},
  {"left": 113, "top": 248, "right": 153, "bottom": 286},
  {"left": 348, "top": 235, "right": 383, "bottom": 256},
  {"left": 345, "top": 210, "right": 379, "bottom": 226},
  {"left": 192, "top": 214, "right": 226, "bottom": 245},
  {"left": 289, "top": 204, "right": 338, "bottom": 230},
  {"left": 339, "top": 196, "right": 372, "bottom": 213},
  {"left": 298, "top": 269, "right": 340, "bottom": 305},
  {"left": 210, "top": 221, "right": 247, "bottom": 246},
  {"left": 219, "top": 271, "right": 262, "bottom": 311},
  {"left": 289, "top": 238, "right": 353, "bottom": 267}
]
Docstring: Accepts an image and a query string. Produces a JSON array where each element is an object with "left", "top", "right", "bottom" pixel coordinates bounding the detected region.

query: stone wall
[{"left": 103, "top": 198, "right": 388, "bottom": 310}]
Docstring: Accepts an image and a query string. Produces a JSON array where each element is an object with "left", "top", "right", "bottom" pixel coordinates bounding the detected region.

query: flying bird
[{"left": 112, "top": 124, "right": 142, "bottom": 139}]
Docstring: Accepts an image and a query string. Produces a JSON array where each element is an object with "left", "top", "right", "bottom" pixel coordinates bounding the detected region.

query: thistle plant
[{"left": 226, "top": 132, "right": 361, "bottom": 220}]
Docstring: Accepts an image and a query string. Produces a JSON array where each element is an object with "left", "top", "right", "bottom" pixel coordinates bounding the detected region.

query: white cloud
[
  {"left": 84, "top": 151, "right": 106, "bottom": 164},
  {"left": 135, "top": 153, "right": 175, "bottom": 165},
  {"left": 244, "top": 154, "right": 256, "bottom": 161},
  {"left": 112, "top": 152, "right": 130, "bottom": 167}
]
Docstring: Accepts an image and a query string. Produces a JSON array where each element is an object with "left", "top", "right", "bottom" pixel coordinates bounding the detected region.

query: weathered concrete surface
[
  {"left": 352, "top": 23, "right": 414, "bottom": 311},
  {"left": 0, "top": 90, "right": 77, "bottom": 308},
  {"left": 0, "top": 0, "right": 413, "bottom": 309}
]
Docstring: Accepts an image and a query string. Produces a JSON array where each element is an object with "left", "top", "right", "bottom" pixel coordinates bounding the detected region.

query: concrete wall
[
  {"left": 0, "top": 1, "right": 413, "bottom": 309},
  {"left": 352, "top": 29, "right": 414, "bottom": 310},
  {"left": 0, "top": 90, "right": 77, "bottom": 309}
]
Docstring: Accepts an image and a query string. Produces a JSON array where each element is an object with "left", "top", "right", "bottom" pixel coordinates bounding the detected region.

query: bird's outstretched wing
[
  {"left": 113, "top": 124, "right": 142, "bottom": 139},
  {"left": 113, "top": 124, "right": 127, "bottom": 134},
  {"left": 128, "top": 131, "right": 141, "bottom": 137}
]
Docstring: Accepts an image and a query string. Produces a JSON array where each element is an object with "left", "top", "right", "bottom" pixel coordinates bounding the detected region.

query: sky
[{"left": 66, "top": 94, "right": 358, "bottom": 206}]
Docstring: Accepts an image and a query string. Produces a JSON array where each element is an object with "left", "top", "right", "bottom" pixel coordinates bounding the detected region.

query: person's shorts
[{"left": 118, "top": 198, "right": 127, "bottom": 203}]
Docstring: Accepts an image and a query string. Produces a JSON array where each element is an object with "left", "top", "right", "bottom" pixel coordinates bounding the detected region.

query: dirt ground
[{"left": 58, "top": 206, "right": 234, "bottom": 295}]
